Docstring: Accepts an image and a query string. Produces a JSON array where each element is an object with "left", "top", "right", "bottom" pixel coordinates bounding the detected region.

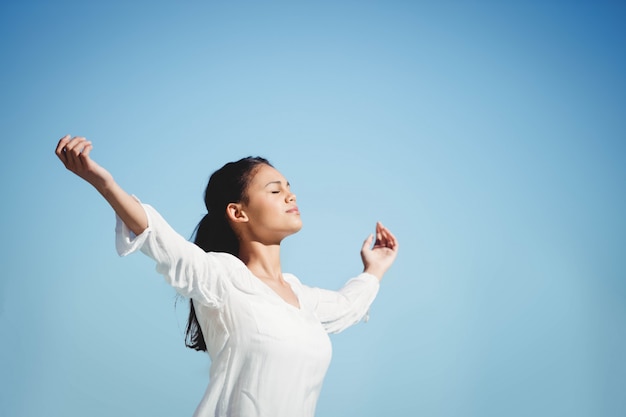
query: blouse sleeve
[
  {"left": 300, "top": 273, "right": 380, "bottom": 334},
  {"left": 115, "top": 200, "right": 240, "bottom": 308}
]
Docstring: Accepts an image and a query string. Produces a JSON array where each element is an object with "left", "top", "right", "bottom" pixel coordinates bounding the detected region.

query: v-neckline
[{"left": 250, "top": 271, "right": 301, "bottom": 311}]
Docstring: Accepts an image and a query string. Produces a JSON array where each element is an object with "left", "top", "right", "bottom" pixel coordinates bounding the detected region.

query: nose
[{"left": 286, "top": 191, "right": 296, "bottom": 202}]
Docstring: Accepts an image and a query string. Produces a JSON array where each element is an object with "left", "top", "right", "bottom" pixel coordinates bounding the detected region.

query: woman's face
[{"left": 239, "top": 164, "right": 302, "bottom": 243}]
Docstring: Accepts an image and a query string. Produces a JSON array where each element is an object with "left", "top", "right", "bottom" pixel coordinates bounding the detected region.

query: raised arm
[
  {"left": 55, "top": 135, "right": 148, "bottom": 235},
  {"left": 294, "top": 222, "right": 399, "bottom": 333}
]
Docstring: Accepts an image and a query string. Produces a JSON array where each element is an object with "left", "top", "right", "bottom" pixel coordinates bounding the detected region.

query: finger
[
  {"left": 375, "top": 223, "right": 395, "bottom": 249},
  {"left": 63, "top": 137, "right": 86, "bottom": 169},
  {"left": 65, "top": 137, "right": 88, "bottom": 168},
  {"left": 78, "top": 142, "right": 93, "bottom": 169},
  {"left": 382, "top": 226, "right": 399, "bottom": 251},
  {"left": 377, "top": 222, "right": 392, "bottom": 247},
  {"left": 381, "top": 225, "right": 393, "bottom": 244},
  {"left": 80, "top": 141, "right": 93, "bottom": 158},
  {"left": 55, "top": 134, "right": 71, "bottom": 154},
  {"left": 55, "top": 134, "right": 71, "bottom": 163},
  {"left": 375, "top": 222, "right": 383, "bottom": 245},
  {"left": 65, "top": 136, "right": 87, "bottom": 152}
]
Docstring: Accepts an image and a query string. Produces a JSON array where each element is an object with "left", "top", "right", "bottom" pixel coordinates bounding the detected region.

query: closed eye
[{"left": 265, "top": 180, "right": 291, "bottom": 194}]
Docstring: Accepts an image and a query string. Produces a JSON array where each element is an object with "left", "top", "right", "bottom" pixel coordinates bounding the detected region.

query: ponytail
[{"left": 194, "top": 211, "right": 239, "bottom": 254}]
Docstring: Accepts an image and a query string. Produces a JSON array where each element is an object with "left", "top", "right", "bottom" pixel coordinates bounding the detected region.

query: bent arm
[
  {"left": 55, "top": 135, "right": 147, "bottom": 235},
  {"left": 300, "top": 222, "right": 399, "bottom": 333},
  {"left": 56, "top": 135, "right": 236, "bottom": 307}
]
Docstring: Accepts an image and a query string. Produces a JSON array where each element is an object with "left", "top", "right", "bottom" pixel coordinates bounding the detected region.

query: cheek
[{"left": 248, "top": 201, "right": 278, "bottom": 223}]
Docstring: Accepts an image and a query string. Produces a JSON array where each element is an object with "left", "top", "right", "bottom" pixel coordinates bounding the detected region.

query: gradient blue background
[{"left": 1, "top": 1, "right": 625, "bottom": 416}]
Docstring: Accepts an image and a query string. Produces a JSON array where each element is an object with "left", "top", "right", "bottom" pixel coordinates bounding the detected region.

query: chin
[{"left": 288, "top": 221, "right": 303, "bottom": 235}]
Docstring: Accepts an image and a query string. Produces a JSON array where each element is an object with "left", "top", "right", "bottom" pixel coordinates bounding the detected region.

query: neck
[{"left": 238, "top": 240, "right": 283, "bottom": 282}]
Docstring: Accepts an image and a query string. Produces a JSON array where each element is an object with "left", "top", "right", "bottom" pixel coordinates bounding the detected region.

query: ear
[{"left": 226, "top": 202, "right": 249, "bottom": 223}]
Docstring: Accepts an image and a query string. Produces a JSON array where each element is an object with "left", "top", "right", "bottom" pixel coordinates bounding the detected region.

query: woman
[{"left": 55, "top": 135, "right": 399, "bottom": 417}]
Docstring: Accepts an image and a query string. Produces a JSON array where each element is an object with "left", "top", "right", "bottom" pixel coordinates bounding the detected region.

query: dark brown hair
[{"left": 185, "top": 156, "right": 271, "bottom": 351}]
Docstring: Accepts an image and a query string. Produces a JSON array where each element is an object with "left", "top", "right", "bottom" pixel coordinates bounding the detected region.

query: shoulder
[{"left": 207, "top": 251, "right": 247, "bottom": 271}]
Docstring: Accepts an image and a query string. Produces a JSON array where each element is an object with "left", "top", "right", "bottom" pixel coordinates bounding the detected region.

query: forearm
[
  {"left": 96, "top": 178, "right": 148, "bottom": 236},
  {"left": 55, "top": 135, "right": 148, "bottom": 235},
  {"left": 363, "top": 266, "right": 385, "bottom": 281}
]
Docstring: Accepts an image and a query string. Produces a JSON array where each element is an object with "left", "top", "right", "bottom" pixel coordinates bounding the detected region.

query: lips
[{"left": 286, "top": 206, "right": 300, "bottom": 214}]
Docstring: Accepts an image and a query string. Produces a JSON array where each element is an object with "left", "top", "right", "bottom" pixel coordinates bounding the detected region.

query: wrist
[{"left": 363, "top": 266, "right": 384, "bottom": 281}]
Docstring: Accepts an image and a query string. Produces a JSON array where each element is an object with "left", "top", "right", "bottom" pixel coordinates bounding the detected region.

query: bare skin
[
  {"left": 55, "top": 135, "right": 148, "bottom": 235},
  {"left": 55, "top": 135, "right": 399, "bottom": 308}
]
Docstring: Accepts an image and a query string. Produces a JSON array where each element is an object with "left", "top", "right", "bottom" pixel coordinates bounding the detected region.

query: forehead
[{"left": 249, "top": 164, "right": 287, "bottom": 186}]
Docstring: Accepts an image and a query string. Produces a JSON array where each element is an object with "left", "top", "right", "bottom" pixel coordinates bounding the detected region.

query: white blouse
[{"left": 115, "top": 202, "right": 380, "bottom": 417}]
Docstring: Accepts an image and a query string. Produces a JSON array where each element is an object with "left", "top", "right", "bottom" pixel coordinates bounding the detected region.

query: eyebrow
[{"left": 264, "top": 180, "right": 290, "bottom": 188}]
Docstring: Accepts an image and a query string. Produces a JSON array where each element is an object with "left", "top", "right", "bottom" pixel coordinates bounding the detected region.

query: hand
[
  {"left": 55, "top": 135, "right": 113, "bottom": 190},
  {"left": 361, "top": 222, "right": 399, "bottom": 280}
]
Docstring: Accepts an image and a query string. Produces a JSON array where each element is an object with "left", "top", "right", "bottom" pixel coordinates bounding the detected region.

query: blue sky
[{"left": 1, "top": 1, "right": 625, "bottom": 416}]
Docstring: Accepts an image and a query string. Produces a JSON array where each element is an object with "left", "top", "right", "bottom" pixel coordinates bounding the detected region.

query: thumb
[{"left": 361, "top": 233, "right": 373, "bottom": 253}]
